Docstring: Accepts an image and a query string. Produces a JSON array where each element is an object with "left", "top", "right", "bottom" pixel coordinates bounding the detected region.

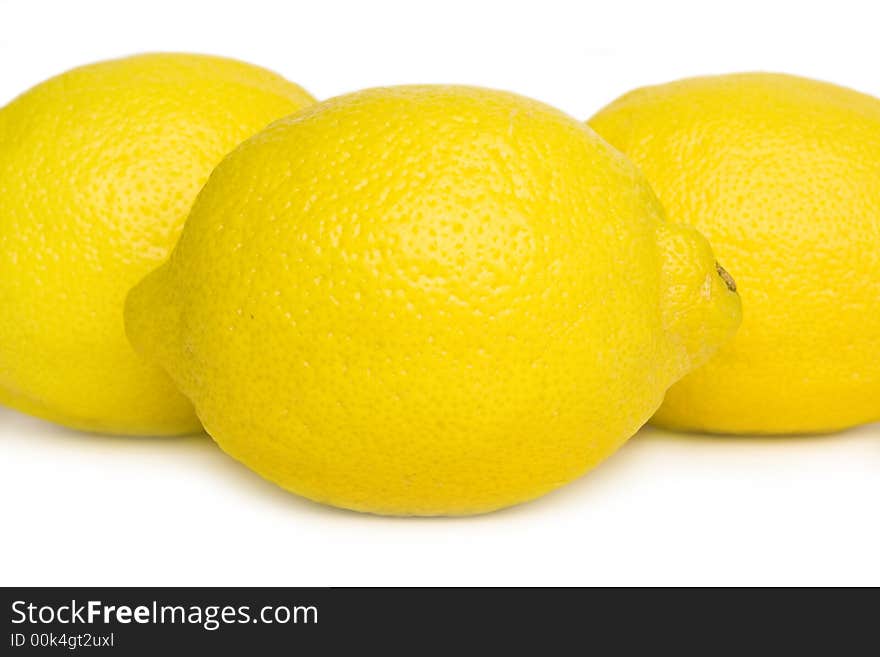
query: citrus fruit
[
  {"left": 127, "top": 85, "right": 740, "bottom": 514},
  {"left": 590, "top": 72, "right": 880, "bottom": 434},
  {"left": 0, "top": 53, "right": 314, "bottom": 434}
]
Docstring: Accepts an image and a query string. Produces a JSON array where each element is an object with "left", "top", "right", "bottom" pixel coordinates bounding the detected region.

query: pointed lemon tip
[{"left": 124, "top": 264, "right": 175, "bottom": 368}]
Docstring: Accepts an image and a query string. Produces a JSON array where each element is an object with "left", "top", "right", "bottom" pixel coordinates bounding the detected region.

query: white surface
[
  {"left": 2, "top": 407, "right": 878, "bottom": 587},
  {"left": 1, "top": 0, "right": 879, "bottom": 586}
]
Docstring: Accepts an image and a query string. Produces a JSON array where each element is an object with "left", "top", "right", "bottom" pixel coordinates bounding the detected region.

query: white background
[{"left": 1, "top": 0, "right": 878, "bottom": 586}]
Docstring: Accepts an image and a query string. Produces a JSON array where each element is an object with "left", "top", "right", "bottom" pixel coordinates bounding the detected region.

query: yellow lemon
[
  {"left": 590, "top": 73, "right": 880, "bottom": 434},
  {"left": 0, "top": 53, "right": 314, "bottom": 435},
  {"left": 126, "top": 85, "right": 740, "bottom": 515}
]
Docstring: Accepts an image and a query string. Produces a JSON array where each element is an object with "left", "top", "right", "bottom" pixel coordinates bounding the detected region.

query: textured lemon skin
[
  {"left": 0, "top": 53, "right": 314, "bottom": 435},
  {"left": 590, "top": 73, "right": 880, "bottom": 435},
  {"left": 127, "top": 86, "right": 740, "bottom": 514}
]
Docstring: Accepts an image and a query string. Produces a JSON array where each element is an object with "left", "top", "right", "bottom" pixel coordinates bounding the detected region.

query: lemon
[
  {"left": 126, "top": 85, "right": 740, "bottom": 515},
  {"left": 0, "top": 53, "right": 314, "bottom": 435},
  {"left": 590, "top": 73, "right": 880, "bottom": 434}
]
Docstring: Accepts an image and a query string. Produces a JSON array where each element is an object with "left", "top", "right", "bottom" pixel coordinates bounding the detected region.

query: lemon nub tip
[{"left": 715, "top": 262, "right": 737, "bottom": 293}]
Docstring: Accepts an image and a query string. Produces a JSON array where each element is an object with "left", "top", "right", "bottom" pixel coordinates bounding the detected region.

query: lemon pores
[
  {"left": 590, "top": 73, "right": 880, "bottom": 434},
  {"left": 127, "top": 86, "right": 741, "bottom": 515},
  {"left": 0, "top": 53, "right": 314, "bottom": 435}
]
